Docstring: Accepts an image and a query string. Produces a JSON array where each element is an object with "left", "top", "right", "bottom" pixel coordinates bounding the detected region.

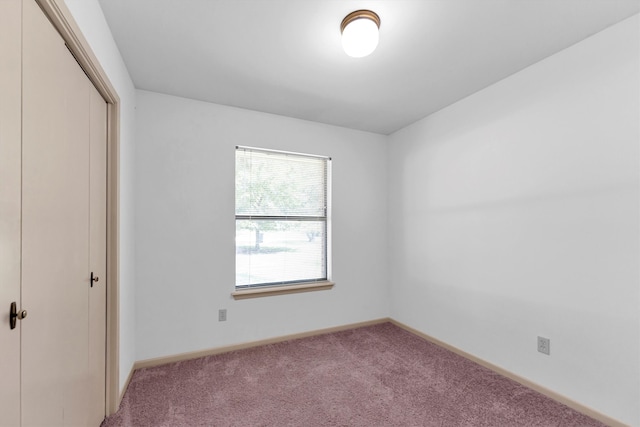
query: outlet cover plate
[
  {"left": 218, "top": 309, "right": 227, "bottom": 322},
  {"left": 537, "top": 336, "right": 550, "bottom": 355}
]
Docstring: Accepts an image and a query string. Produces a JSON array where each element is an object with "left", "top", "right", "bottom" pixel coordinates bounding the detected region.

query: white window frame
[{"left": 232, "top": 146, "right": 333, "bottom": 299}]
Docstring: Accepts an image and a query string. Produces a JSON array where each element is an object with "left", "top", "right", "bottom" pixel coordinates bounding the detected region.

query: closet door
[
  {"left": 88, "top": 84, "right": 108, "bottom": 426},
  {"left": 0, "top": 0, "right": 22, "bottom": 425},
  {"left": 21, "top": 0, "right": 98, "bottom": 424}
]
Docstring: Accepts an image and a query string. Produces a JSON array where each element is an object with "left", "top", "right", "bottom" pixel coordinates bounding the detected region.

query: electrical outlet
[
  {"left": 218, "top": 309, "right": 227, "bottom": 322},
  {"left": 537, "top": 336, "right": 550, "bottom": 355}
]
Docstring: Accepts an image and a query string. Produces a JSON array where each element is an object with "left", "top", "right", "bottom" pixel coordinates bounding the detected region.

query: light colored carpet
[{"left": 102, "top": 322, "right": 605, "bottom": 426}]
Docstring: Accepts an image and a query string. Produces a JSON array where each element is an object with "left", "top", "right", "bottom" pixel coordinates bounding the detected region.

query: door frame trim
[{"left": 36, "top": 0, "right": 121, "bottom": 415}]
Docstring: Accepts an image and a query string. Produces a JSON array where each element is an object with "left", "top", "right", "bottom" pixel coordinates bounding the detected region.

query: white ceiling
[{"left": 98, "top": 0, "right": 639, "bottom": 135}]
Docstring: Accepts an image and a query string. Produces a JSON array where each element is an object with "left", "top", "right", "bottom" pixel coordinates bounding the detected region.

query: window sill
[{"left": 231, "top": 281, "right": 334, "bottom": 300}]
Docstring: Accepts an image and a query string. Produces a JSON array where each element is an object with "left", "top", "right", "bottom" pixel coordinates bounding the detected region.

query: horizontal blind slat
[{"left": 236, "top": 215, "right": 326, "bottom": 221}]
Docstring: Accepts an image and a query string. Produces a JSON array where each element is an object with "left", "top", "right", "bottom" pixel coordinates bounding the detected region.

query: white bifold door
[{"left": 0, "top": 0, "right": 108, "bottom": 426}]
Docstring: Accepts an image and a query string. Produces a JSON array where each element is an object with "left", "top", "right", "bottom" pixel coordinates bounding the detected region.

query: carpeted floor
[{"left": 102, "top": 322, "right": 606, "bottom": 426}]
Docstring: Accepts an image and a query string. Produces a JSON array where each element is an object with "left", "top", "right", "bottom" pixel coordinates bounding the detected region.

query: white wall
[
  {"left": 388, "top": 15, "right": 639, "bottom": 426},
  {"left": 134, "top": 90, "right": 389, "bottom": 360},
  {"left": 63, "top": 0, "right": 137, "bottom": 397}
]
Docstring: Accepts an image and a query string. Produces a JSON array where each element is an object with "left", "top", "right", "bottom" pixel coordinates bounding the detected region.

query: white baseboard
[
  {"left": 112, "top": 364, "right": 135, "bottom": 414},
  {"left": 134, "top": 318, "right": 389, "bottom": 370}
]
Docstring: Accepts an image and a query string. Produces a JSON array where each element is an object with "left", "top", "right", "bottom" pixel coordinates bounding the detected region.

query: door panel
[
  {"left": 1, "top": 1, "right": 108, "bottom": 425},
  {"left": 0, "top": 1, "right": 23, "bottom": 425},
  {"left": 88, "top": 85, "right": 108, "bottom": 426},
  {"left": 22, "top": 0, "right": 92, "bottom": 424}
]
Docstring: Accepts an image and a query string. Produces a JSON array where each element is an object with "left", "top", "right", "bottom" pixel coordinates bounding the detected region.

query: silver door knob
[{"left": 17, "top": 310, "right": 27, "bottom": 320}]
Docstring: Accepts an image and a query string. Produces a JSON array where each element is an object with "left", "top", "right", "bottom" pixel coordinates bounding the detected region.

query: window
[{"left": 235, "top": 146, "right": 331, "bottom": 294}]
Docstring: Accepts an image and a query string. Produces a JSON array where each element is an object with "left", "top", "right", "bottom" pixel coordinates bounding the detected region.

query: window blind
[{"left": 235, "top": 146, "right": 330, "bottom": 288}]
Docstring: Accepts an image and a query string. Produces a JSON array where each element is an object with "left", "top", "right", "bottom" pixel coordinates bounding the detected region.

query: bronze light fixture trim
[{"left": 340, "top": 9, "right": 381, "bottom": 34}]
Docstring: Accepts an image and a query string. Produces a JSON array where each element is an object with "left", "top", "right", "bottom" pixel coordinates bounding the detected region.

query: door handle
[
  {"left": 90, "top": 271, "right": 99, "bottom": 287},
  {"left": 9, "top": 302, "right": 27, "bottom": 330}
]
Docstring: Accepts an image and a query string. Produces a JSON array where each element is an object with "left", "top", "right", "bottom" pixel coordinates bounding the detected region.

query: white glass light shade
[{"left": 341, "top": 11, "right": 380, "bottom": 58}]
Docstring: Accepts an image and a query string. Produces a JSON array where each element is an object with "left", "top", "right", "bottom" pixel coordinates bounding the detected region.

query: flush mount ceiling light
[{"left": 340, "top": 10, "right": 381, "bottom": 58}]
